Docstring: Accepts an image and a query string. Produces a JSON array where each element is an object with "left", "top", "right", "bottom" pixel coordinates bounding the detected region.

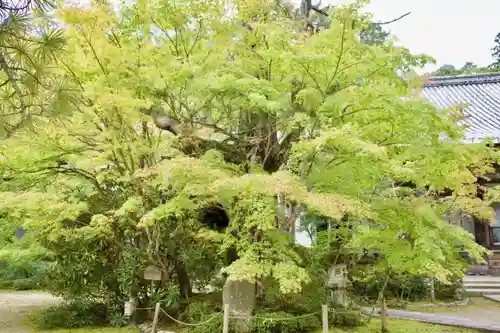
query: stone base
[{"left": 330, "top": 289, "right": 348, "bottom": 307}]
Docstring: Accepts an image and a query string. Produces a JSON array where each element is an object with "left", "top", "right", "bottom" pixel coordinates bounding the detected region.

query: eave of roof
[{"left": 421, "top": 72, "right": 500, "bottom": 143}]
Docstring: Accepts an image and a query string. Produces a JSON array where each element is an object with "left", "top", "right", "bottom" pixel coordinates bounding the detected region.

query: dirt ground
[
  {"left": 2, "top": 291, "right": 500, "bottom": 333},
  {"left": 0, "top": 291, "right": 59, "bottom": 333}
]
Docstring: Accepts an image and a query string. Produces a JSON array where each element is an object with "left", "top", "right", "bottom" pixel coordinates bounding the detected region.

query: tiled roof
[{"left": 421, "top": 72, "right": 500, "bottom": 143}]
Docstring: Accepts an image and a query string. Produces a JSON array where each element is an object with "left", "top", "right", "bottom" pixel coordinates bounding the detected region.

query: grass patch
[
  {"left": 30, "top": 318, "right": 484, "bottom": 333},
  {"left": 33, "top": 326, "right": 139, "bottom": 333},
  {"left": 329, "top": 318, "right": 484, "bottom": 332}
]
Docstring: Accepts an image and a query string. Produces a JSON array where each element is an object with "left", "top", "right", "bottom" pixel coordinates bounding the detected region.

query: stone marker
[{"left": 222, "top": 279, "right": 256, "bottom": 333}]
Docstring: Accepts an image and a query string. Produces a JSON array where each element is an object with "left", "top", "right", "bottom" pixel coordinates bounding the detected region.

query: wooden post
[
  {"left": 223, "top": 304, "right": 230, "bottom": 333},
  {"left": 150, "top": 302, "right": 161, "bottom": 333},
  {"left": 321, "top": 304, "right": 328, "bottom": 333},
  {"left": 150, "top": 280, "right": 155, "bottom": 320}
]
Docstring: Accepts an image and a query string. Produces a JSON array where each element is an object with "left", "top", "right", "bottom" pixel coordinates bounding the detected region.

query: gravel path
[
  {"left": 364, "top": 297, "right": 500, "bottom": 332},
  {"left": 384, "top": 308, "right": 500, "bottom": 331},
  {"left": 0, "top": 291, "right": 59, "bottom": 333}
]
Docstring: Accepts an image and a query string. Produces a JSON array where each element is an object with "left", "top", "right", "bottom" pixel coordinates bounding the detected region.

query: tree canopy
[
  {"left": 491, "top": 31, "right": 500, "bottom": 70},
  {"left": 432, "top": 62, "right": 490, "bottom": 76}
]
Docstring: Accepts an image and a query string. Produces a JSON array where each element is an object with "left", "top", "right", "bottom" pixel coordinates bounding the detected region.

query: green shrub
[
  {"left": 260, "top": 277, "right": 324, "bottom": 315},
  {"left": 251, "top": 311, "right": 320, "bottom": 333},
  {"left": 0, "top": 258, "right": 51, "bottom": 290},
  {"left": 181, "top": 300, "right": 221, "bottom": 320},
  {"left": 350, "top": 273, "right": 428, "bottom": 302},
  {"left": 435, "top": 277, "right": 462, "bottom": 300},
  {"left": 386, "top": 299, "right": 408, "bottom": 309},
  {"left": 180, "top": 300, "right": 224, "bottom": 333},
  {"left": 329, "top": 309, "right": 366, "bottom": 328},
  {"left": 0, "top": 280, "right": 13, "bottom": 289},
  {"left": 32, "top": 300, "right": 108, "bottom": 329},
  {"left": 12, "top": 278, "right": 38, "bottom": 290}
]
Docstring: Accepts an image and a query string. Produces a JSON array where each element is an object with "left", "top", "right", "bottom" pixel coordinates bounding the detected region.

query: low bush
[
  {"left": 12, "top": 278, "right": 39, "bottom": 290},
  {"left": 181, "top": 299, "right": 221, "bottom": 321},
  {"left": 251, "top": 311, "right": 321, "bottom": 333},
  {"left": 386, "top": 299, "right": 409, "bottom": 309},
  {"left": 180, "top": 300, "right": 224, "bottom": 333},
  {"left": 351, "top": 274, "right": 428, "bottom": 302},
  {"left": 0, "top": 280, "right": 13, "bottom": 289},
  {"left": 350, "top": 271, "right": 463, "bottom": 303},
  {"left": 328, "top": 308, "right": 366, "bottom": 328},
  {"left": 0, "top": 258, "right": 51, "bottom": 290},
  {"left": 179, "top": 299, "right": 321, "bottom": 333},
  {"left": 259, "top": 276, "right": 325, "bottom": 315},
  {"left": 435, "top": 277, "right": 463, "bottom": 300},
  {"left": 32, "top": 300, "right": 108, "bottom": 330}
]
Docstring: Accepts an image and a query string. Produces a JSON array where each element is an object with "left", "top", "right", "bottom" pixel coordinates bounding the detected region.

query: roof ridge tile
[{"left": 424, "top": 72, "right": 500, "bottom": 87}]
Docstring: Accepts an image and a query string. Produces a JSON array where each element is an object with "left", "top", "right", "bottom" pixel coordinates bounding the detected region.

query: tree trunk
[
  {"left": 380, "top": 295, "right": 389, "bottom": 333},
  {"left": 174, "top": 259, "right": 192, "bottom": 300}
]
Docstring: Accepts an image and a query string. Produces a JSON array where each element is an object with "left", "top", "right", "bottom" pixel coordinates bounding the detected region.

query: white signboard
[{"left": 143, "top": 265, "right": 162, "bottom": 281}]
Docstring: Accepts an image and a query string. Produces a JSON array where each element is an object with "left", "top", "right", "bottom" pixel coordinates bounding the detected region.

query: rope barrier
[
  {"left": 152, "top": 306, "right": 370, "bottom": 326},
  {"left": 331, "top": 309, "right": 369, "bottom": 314},
  {"left": 160, "top": 308, "right": 222, "bottom": 326},
  {"left": 230, "top": 311, "right": 321, "bottom": 321},
  {"left": 132, "top": 301, "right": 375, "bottom": 327}
]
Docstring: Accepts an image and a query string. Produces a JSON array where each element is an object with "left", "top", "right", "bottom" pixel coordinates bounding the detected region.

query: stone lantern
[{"left": 327, "top": 264, "right": 350, "bottom": 307}]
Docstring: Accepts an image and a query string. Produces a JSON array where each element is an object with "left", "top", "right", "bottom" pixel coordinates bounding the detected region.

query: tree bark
[
  {"left": 378, "top": 275, "right": 390, "bottom": 333},
  {"left": 174, "top": 259, "right": 192, "bottom": 300},
  {"left": 380, "top": 295, "right": 389, "bottom": 333}
]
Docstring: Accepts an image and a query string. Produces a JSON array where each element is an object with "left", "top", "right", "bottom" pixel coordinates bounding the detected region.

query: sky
[
  {"left": 68, "top": 0, "right": 499, "bottom": 73},
  {"left": 365, "top": 0, "right": 499, "bottom": 72},
  {"left": 347, "top": 0, "right": 498, "bottom": 72},
  {"left": 290, "top": 0, "right": 499, "bottom": 72}
]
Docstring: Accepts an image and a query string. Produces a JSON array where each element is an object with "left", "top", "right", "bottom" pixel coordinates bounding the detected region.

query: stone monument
[{"left": 222, "top": 278, "right": 256, "bottom": 333}]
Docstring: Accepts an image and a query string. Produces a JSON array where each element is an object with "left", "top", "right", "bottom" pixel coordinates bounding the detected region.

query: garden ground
[
  {"left": 0, "top": 291, "right": 139, "bottom": 333},
  {"left": 0, "top": 291, "right": 59, "bottom": 333},
  {"left": 405, "top": 297, "right": 500, "bottom": 325},
  {"left": 0, "top": 291, "right": 492, "bottom": 333},
  {"left": 330, "top": 319, "right": 483, "bottom": 333}
]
